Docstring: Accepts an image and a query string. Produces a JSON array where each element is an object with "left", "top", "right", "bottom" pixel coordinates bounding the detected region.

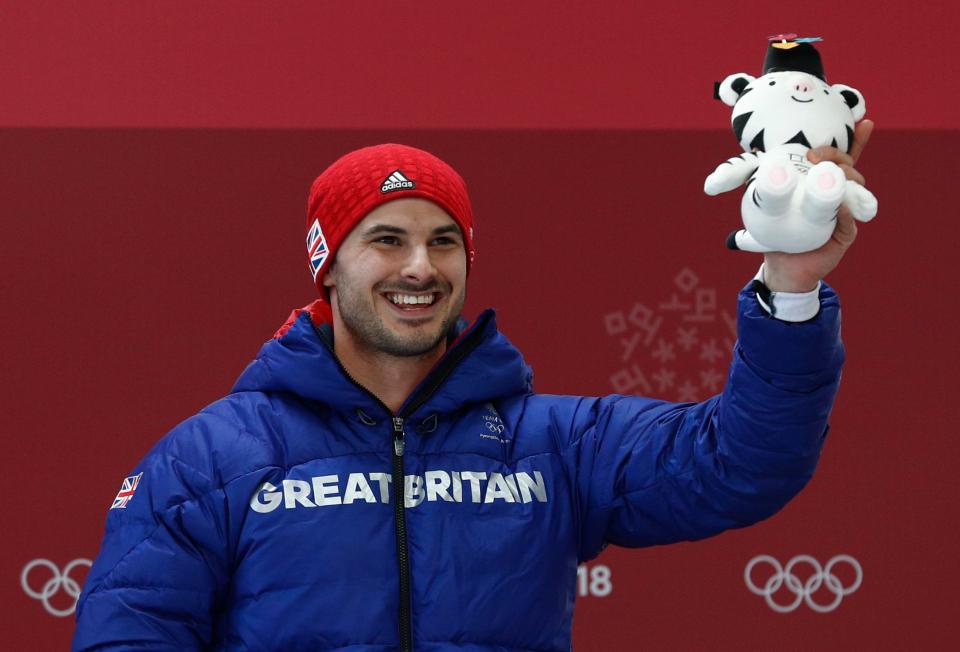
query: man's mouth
[{"left": 383, "top": 292, "right": 441, "bottom": 311}]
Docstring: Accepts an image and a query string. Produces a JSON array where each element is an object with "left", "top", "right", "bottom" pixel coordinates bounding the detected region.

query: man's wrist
[
  {"left": 761, "top": 264, "right": 820, "bottom": 293},
  {"left": 753, "top": 264, "right": 821, "bottom": 322}
]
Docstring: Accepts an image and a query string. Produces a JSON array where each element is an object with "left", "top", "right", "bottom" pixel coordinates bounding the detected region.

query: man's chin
[
  {"left": 354, "top": 291, "right": 465, "bottom": 357},
  {"left": 391, "top": 324, "right": 449, "bottom": 354},
  {"left": 376, "top": 332, "right": 447, "bottom": 357},
  {"left": 377, "top": 313, "right": 457, "bottom": 356}
]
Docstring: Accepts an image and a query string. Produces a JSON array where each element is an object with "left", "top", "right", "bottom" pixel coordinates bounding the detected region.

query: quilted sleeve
[
  {"left": 72, "top": 413, "right": 235, "bottom": 651},
  {"left": 564, "top": 280, "right": 844, "bottom": 561}
]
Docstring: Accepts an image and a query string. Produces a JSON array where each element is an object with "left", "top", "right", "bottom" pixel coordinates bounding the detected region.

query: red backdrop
[{"left": 3, "top": 3, "right": 958, "bottom": 650}]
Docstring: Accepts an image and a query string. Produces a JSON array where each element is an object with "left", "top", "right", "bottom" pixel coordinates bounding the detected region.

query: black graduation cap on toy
[
  {"left": 712, "top": 34, "right": 826, "bottom": 100},
  {"left": 763, "top": 34, "right": 825, "bottom": 81}
]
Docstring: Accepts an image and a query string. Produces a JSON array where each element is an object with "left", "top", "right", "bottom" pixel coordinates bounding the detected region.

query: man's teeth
[{"left": 387, "top": 293, "right": 436, "bottom": 306}]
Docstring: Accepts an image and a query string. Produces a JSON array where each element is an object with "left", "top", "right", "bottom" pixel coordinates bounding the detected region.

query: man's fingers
[
  {"left": 808, "top": 119, "right": 874, "bottom": 166},
  {"left": 839, "top": 163, "right": 866, "bottom": 187},
  {"left": 849, "top": 119, "right": 874, "bottom": 164},
  {"left": 832, "top": 207, "right": 858, "bottom": 248},
  {"left": 808, "top": 146, "right": 854, "bottom": 167}
]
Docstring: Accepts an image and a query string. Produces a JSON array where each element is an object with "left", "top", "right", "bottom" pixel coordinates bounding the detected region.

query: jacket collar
[{"left": 231, "top": 308, "right": 532, "bottom": 421}]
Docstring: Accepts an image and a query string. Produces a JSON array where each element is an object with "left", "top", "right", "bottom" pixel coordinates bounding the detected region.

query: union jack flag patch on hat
[
  {"left": 110, "top": 472, "right": 143, "bottom": 510},
  {"left": 306, "top": 218, "right": 329, "bottom": 280}
]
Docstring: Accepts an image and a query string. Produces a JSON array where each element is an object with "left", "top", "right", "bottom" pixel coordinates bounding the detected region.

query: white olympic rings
[
  {"left": 744, "top": 554, "right": 862, "bottom": 613},
  {"left": 21, "top": 558, "right": 92, "bottom": 617}
]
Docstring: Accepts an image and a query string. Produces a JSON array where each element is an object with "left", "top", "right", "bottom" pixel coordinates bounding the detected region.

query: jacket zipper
[
  {"left": 391, "top": 416, "right": 412, "bottom": 651},
  {"left": 312, "top": 313, "right": 492, "bottom": 652}
]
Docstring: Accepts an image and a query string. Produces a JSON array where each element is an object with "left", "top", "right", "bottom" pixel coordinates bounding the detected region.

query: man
[{"left": 73, "top": 134, "right": 870, "bottom": 650}]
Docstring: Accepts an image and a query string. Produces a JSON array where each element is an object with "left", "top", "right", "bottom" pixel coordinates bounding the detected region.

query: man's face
[{"left": 324, "top": 198, "right": 468, "bottom": 357}]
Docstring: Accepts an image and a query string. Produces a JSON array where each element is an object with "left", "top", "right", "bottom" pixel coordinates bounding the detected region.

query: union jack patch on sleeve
[{"left": 110, "top": 472, "right": 143, "bottom": 509}]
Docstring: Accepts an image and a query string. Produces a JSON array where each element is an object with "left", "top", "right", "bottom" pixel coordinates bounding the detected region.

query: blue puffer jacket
[{"left": 73, "top": 282, "right": 844, "bottom": 651}]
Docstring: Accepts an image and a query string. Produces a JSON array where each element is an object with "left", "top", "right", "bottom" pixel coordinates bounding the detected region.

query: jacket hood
[{"left": 231, "top": 308, "right": 533, "bottom": 418}]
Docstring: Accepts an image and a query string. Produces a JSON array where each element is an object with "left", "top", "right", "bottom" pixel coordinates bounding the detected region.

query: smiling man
[
  {"left": 74, "top": 141, "right": 865, "bottom": 651},
  {"left": 326, "top": 197, "right": 469, "bottom": 412}
]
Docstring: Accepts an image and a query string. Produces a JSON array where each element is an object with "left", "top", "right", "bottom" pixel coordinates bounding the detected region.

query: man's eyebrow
[
  {"left": 362, "top": 224, "right": 407, "bottom": 236},
  {"left": 361, "top": 224, "right": 462, "bottom": 237},
  {"left": 432, "top": 224, "right": 462, "bottom": 236}
]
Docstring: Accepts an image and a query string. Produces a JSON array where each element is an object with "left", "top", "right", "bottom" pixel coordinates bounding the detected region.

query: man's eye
[
  {"left": 376, "top": 236, "right": 400, "bottom": 245},
  {"left": 432, "top": 237, "right": 458, "bottom": 246}
]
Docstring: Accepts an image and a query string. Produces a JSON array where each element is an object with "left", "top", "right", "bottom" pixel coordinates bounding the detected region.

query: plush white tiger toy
[{"left": 704, "top": 35, "right": 877, "bottom": 253}]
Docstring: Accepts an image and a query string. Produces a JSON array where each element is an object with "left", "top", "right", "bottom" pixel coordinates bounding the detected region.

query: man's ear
[{"left": 322, "top": 264, "right": 336, "bottom": 289}]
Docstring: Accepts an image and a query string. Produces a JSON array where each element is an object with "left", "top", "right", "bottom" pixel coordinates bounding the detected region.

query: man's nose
[{"left": 401, "top": 245, "right": 437, "bottom": 281}]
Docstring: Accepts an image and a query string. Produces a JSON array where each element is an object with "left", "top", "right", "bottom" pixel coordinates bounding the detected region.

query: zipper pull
[{"left": 392, "top": 417, "right": 405, "bottom": 457}]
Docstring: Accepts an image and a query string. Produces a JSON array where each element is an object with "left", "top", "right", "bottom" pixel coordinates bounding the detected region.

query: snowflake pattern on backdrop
[{"left": 603, "top": 268, "right": 737, "bottom": 402}]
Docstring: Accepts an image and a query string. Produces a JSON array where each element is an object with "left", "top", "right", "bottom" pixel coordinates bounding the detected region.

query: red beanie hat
[{"left": 275, "top": 143, "right": 476, "bottom": 337}]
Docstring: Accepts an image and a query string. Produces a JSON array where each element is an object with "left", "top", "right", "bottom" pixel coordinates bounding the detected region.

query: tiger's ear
[
  {"left": 831, "top": 84, "right": 866, "bottom": 121},
  {"left": 715, "top": 73, "right": 755, "bottom": 107}
]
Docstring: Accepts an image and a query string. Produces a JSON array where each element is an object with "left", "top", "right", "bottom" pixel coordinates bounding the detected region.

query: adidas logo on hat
[{"left": 381, "top": 170, "right": 416, "bottom": 193}]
